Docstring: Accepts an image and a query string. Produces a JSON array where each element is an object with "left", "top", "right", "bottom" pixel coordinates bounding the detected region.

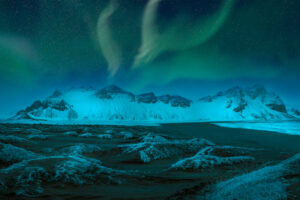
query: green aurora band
[
  {"left": 97, "top": 0, "right": 121, "bottom": 77},
  {"left": 134, "top": 0, "right": 236, "bottom": 67}
]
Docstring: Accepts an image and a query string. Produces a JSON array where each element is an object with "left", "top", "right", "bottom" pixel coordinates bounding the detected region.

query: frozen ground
[
  {"left": 4, "top": 119, "right": 300, "bottom": 137},
  {"left": 215, "top": 120, "right": 300, "bottom": 135},
  {"left": 0, "top": 123, "right": 299, "bottom": 199}
]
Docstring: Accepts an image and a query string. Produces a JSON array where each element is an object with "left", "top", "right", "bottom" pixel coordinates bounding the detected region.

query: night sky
[{"left": 0, "top": 0, "right": 300, "bottom": 118}]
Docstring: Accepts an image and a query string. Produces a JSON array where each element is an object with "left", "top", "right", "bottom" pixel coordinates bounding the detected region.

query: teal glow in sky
[{"left": 0, "top": 0, "right": 300, "bottom": 117}]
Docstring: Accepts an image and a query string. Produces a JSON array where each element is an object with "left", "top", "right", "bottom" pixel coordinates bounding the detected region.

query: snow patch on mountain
[
  {"left": 196, "top": 85, "right": 292, "bottom": 121},
  {"left": 12, "top": 84, "right": 298, "bottom": 122}
]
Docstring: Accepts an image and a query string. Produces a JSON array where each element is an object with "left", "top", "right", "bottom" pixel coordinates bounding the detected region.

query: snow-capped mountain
[
  {"left": 290, "top": 108, "right": 300, "bottom": 117},
  {"left": 286, "top": 104, "right": 300, "bottom": 118},
  {"left": 13, "top": 85, "right": 297, "bottom": 122},
  {"left": 196, "top": 85, "right": 293, "bottom": 121},
  {"left": 14, "top": 85, "right": 193, "bottom": 122}
]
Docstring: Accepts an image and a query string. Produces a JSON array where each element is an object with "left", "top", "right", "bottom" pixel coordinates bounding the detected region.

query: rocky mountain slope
[
  {"left": 12, "top": 85, "right": 298, "bottom": 122},
  {"left": 196, "top": 85, "right": 293, "bottom": 121}
]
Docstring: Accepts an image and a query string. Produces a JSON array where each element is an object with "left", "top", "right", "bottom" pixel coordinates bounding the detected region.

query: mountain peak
[
  {"left": 245, "top": 84, "right": 267, "bottom": 100},
  {"left": 224, "top": 86, "right": 243, "bottom": 97},
  {"left": 48, "top": 90, "right": 62, "bottom": 99},
  {"left": 96, "top": 85, "right": 135, "bottom": 101},
  {"left": 137, "top": 92, "right": 157, "bottom": 104},
  {"left": 100, "top": 85, "right": 125, "bottom": 93}
]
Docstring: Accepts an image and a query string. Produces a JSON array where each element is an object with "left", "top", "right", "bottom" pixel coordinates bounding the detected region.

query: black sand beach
[{"left": 0, "top": 122, "right": 299, "bottom": 199}]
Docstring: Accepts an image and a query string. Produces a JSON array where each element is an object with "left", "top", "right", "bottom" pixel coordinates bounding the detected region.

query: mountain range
[{"left": 12, "top": 85, "right": 300, "bottom": 122}]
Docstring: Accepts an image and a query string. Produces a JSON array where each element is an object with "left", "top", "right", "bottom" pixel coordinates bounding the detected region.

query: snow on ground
[
  {"left": 60, "top": 143, "right": 102, "bottom": 155},
  {"left": 78, "top": 132, "right": 94, "bottom": 137},
  {"left": 170, "top": 146, "right": 255, "bottom": 170},
  {"left": 53, "top": 156, "right": 121, "bottom": 185},
  {"left": 170, "top": 154, "right": 254, "bottom": 170},
  {"left": 0, "top": 143, "right": 37, "bottom": 164},
  {"left": 118, "top": 131, "right": 134, "bottom": 139},
  {"left": 62, "top": 131, "right": 78, "bottom": 136},
  {"left": 0, "top": 121, "right": 298, "bottom": 198},
  {"left": 0, "top": 135, "right": 30, "bottom": 143},
  {"left": 202, "top": 153, "right": 300, "bottom": 200},
  {"left": 0, "top": 155, "right": 127, "bottom": 197},
  {"left": 96, "top": 134, "right": 113, "bottom": 139},
  {"left": 119, "top": 133, "right": 214, "bottom": 163},
  {"left": 215, "top": 120, "right": 300, "bottom": 135},
  {"left": 15, "top": 166, "right": 47, "bottom": 197}
]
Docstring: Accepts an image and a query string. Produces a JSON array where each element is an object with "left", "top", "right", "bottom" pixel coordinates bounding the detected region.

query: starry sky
[{"left": 0, "top": 0, "right": 300, "bottom": 118}]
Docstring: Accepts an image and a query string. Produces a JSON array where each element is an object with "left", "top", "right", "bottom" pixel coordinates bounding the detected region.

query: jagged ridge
[{"left": 12, "top": 84, "right": 298, "bottom": 122}]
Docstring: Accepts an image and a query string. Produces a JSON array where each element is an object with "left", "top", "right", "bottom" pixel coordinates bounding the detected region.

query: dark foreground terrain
[{"left": 0, "top": 122, "right": 299, "bottom": 199}]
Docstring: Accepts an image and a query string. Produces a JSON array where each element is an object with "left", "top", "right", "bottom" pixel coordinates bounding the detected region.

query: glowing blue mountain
[
  {"left": 13, "top": 85, "right": 297, "bottom": 122},
  {"left": 196, "top": 85, "right": 292, "bottom": 121}
]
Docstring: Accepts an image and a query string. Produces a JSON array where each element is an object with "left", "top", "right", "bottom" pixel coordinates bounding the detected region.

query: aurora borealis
[
  {"left": 134, "top": 0, "right": 235, "bottom": 67},
  {"left": 0, "top": 0, "right": 300, "bottom": 117}
]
